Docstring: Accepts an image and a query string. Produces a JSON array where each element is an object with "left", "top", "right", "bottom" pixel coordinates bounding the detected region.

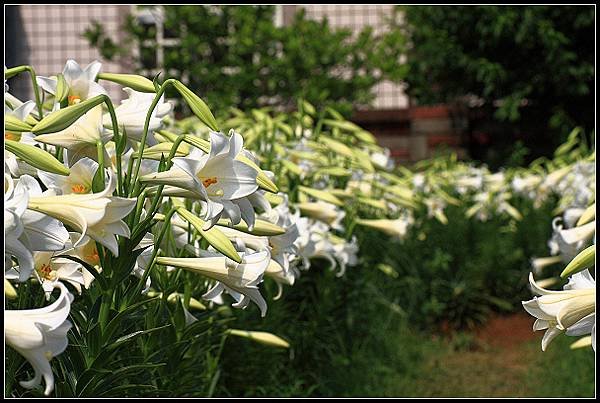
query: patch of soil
[{"left": 475, "top": 312, "right": 539, "bottom": 349}]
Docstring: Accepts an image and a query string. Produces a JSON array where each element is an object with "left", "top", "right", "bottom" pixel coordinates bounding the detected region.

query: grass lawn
[{"left": 378, "top": 314, "right": 596, "bottom": 397}]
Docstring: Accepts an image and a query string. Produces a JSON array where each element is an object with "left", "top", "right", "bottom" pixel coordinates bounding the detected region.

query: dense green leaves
[{"left": 85, "top": 6, "right": 405, "bottom": 116}]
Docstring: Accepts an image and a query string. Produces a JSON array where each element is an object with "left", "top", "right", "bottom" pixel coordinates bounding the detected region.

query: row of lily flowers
[{"left": 4, "top": 60, "right": 358, "bottom": 396}]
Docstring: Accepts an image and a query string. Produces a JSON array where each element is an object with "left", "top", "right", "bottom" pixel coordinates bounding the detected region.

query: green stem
[
  {"left": 129, "top": 79, "right": 175, "bottom": 196},
  {"left": 102, "top": 97, "right": 124, "bottom": 196},
  {"left": 131, "top": 207, "right": 178, "bottom": 298},
  {"left": 25, "top": 66, "right": 44, "bottom": 119},
  {"left": 96, "top": 140, "right": 106, "bottom": 185}
]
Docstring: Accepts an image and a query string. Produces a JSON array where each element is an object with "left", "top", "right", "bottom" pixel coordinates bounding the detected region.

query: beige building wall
[{"left": 12, "top": 5, "right": 130, "bottom": 101}]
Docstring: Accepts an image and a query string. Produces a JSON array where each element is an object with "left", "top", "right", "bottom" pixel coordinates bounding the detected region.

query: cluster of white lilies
[
  {"left": 519, "top": 153, "right": 596, "bottom": 352},
  {"left": 5, "top": 60, "right": 366, "bottom": 396},
  {"left": 4, "top": 60, "right": 595, "bottom": 397}
]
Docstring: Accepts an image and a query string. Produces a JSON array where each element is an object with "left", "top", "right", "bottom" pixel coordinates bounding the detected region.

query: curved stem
[
  {"left": 131, "top": 207, "right": 178, "bottom": 297},
  {"left": 25, "top": 66, "right": 44, "bottom": 119},
  {"left": 102, "top": 96, "right": 124, "bottom": 196},
  {"left": 129, "top": 79, "right": 175, "bottom": 196}
]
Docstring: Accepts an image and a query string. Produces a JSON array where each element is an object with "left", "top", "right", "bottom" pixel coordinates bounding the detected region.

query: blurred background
[
  {"left": 7, "top": 5, "right": 594, "bottom": 169},
  {"left": 5, "top": 5, "right": 595, "bottom": 398}
]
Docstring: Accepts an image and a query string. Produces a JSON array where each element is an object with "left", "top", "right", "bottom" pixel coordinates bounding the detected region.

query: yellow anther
[
  {"left": 202, "top": 177, "right": 218, "bottom": 188},
  {"left": 71, "top": 184, "right": 88, "bottom": 194}
]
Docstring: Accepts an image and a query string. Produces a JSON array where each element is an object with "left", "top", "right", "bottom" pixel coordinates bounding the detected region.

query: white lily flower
[
  {"left": 141, "top": 131, "right": 258, "bottom": 227},
  {"left": 4, "top": 99, "right": 36, "bottom": 123},
  {"left": 355, "top": 214, "right": 413, "bottom": 240},
  {"left": 5, "top": 175, "right": 34, "bottom": 280},
  {"left": 34, "top": 105, "right": 112, "bottom": 165},
  {"left": 522, "top": 270, "right": 596, "bottom": 351},
  {"left": 297, "top": 201, "right": 345, "bottom": 230},
  {"left": 58, "top": 233, "right": 101, "bottom": 289},
  {"left": 27, "top": 173, "right": 136, "bottom": 256},
  {"left": 32, "top": 251, "right": 85, "bottom": 299},
  {"left": 157, "top": 250, "right": 270, "bottom": 316},
  {"left": 103, "top": 87, "right": 172, "bottom": 144},
  {"left": 5, "top": 283, "right": 73, "bottom": 396},
  {"left": 38, "top": 157, "right": 99, "bottom": 195},
  {"left": 132, "top": 233, "right": 154, "bottom": 294},
  {"left": 36, "top": 59, "right": 106, "bottom": 105}
]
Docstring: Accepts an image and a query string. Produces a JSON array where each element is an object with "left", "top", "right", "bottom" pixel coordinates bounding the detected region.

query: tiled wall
[
  {"left": 9, "top": 5, "right": 130, "bottom": 102},
  {"left": 302, "top": 5, "right": 409, "bottom": 110},
  {"left": 8, "top": 5, "right": 408, "bottom": 111}
]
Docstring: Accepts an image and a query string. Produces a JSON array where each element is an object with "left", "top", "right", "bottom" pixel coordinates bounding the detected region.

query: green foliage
[
  {"left": 397, "top": 5, "right": 595, "bottom": 161},
  {"left": 85, "top": 6, "right": 406, "bottom": 117}
]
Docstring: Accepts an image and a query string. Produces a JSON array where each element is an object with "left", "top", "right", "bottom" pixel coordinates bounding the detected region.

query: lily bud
[
  {"left": 216, "top": 218, "right": 286, "bottom": 236},
  {"left": 55, "top": 74, "right": 69, "bottom": 103},
  {"left": 5, "top": 279, "right": 17, "bottom": 299},
  {"left": 172, "top": 80, "right": 219, "bottom": 131},
  {"left": 576, "top": 203, "right": 595, "bottom": 226},
  {"left": 97, "top": 72, "right": 156, "bottom": 93},
  {"left": 5, "top": 140, "right": 70, "bottom": 176},
  {"left": 177, "top": 207, "right": 242, "bottom": 263},
  {"left": 31, "top": 94, "right": 105, "bottom": 134},
  {"left": 227, "top": 329, "right": 290, "bottom": 349},
  {"left": 561, "top": 245, "right": 595, "bottom": 278},
  {"left": 5, "top": 115, "right": 33, "bottom": 132},
  {"left": 298, "top": 186, "right": 343, "bottom": 206}
]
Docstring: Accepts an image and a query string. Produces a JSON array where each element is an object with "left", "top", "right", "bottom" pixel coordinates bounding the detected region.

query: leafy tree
[
  {"left": 396, "top": 5, "right": 594, "bottom": 165},
  {"left": 85, "top": 5, "right": 406, "bottom": 116}
]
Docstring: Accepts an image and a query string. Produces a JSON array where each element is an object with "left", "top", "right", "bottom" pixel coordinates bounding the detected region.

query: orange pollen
[
  {"left": 202, "top": 177, "right": 218, "bottom": 188},
  {"left": 68, "top": 95, "right": 82, "bottom": 105},
  {"left": 86, "top": 250, "right": 100, "bottom": 264},
  {"left": 5, "top": 132, "right": 17, "bottom": 141},
  {"left": 71, "top": 184, "right": 88, "bottom": 194},
  {"left": 38, "top": 263, "right": 53, "bottom": 279}
]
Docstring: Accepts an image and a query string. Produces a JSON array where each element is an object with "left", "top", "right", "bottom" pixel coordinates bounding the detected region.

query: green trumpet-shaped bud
[
  {"left": 172, "top": 80, "right": 219, "bottom": 131},
  {"left": 216, "top": 218, "right": 286, "bottom": 236},
  {"left": 5, "top": 139, "right": 70, "bottom": 176},
  {"left": 4, "top": 279, "right": 17, "bottom": 300},
  {"left": 576, "top": 203, "right": 595, "bottom": 226},
  {"left": 55, "top": 73, "right": 69, "bottom": 103},
  {"left": 176, "top": 207, "right": 242, "bottom": 263},
  {"left": 5, "top": 115, "right": 33, "bottom": 132},
  {"left": 226, "top": 329, "right": 290, "bottom": 349},
  {"left": 561, "top": 245, "right": 595, "bottom": 278},
  {"left": 298, "top": 185, "right": 343, "bottom": 206},
  {"left": 31, "top": 95, "right": 105, "bottom": 134},
  {"left": 97, "top": 72, "right": 156, "bottom": 93}
]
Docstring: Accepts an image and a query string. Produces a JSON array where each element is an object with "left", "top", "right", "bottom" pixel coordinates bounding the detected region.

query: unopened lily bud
[
  {"left": 323, "top": 118, "right": 361, "bottom": 133},
  {"left": 227, "top": 329, "right": 290, "bottom": 349},
  {"left": 299, "top": 185, "right": 343, "bottom": 206},
  {"left": 134, "top": 142, "right": 190, "bottom": 160},
  {"left": 172, "top": 80, "right": 219, "bottom": 131},
  {"left": 216, "top": 218, "right": 286, "bottom": 236},
  {"left": 237, "top": 154, "right": 278, "bottom": 193},
  {"left": 320, "top": 136, "right": 355, "bottom": 159},
  {"left": 31, "top": 94, "right": 105, "bottom": 134},
  {"left": 561, "top": 245, "right": 595, "bottom": 278},
  {"left": 576, "top": 203, "right": 595, "bottom": 226},
  {"left": 98, "top": 72, "right": 156, "bottom": 93},
  {"left": 301, "top": 100, "right": 316, "bottom": 116},
  {"left": 570, "top": 336, "right": 592, "bottom": 350},
  {"left": 55, "top": 73, "right": 69, "bottom": 103},
  {"left": 177, "top": 207, "right": 242, "bottom": 263},
  {"left": 5, "top": 279, "right": 17, "bottom": 299},
  {"left": 315, "top": 167, "right": 352, "bottom": 177},
  {"left": 5, "top": 139, "right": 70, "bottom": 176},
  {"left": 5, "top": 115, "right": 33, "bottom": 132}
]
